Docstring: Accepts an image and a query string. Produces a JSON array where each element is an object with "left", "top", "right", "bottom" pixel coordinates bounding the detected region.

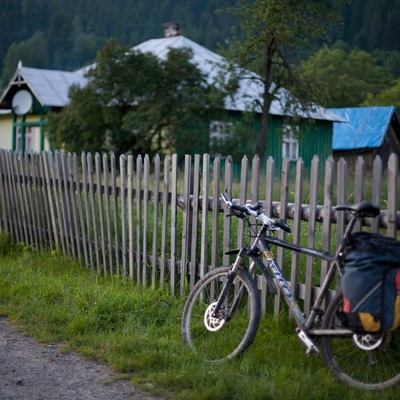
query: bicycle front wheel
[
  {"left": 321, "top": 292, "right": 400, "bottom": 390},
  {"left": 181, "top": 266, "right": 261, "bottom": 362}
]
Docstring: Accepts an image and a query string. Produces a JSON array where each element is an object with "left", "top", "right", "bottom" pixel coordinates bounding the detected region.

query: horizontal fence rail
[{"left": 0, "top": 149, "right": 399, "bottom": 316}]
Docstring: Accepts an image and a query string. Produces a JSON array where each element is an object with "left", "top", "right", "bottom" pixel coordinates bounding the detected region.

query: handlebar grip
[
  {"left": 221, "top": 193, "right": 249, "bottom": 214},
  {"left": 230, "top": 203, "right": 250, "bottom": 214},
  {"left": 275, "top": 219, "right": 292, "bottom": 233}
]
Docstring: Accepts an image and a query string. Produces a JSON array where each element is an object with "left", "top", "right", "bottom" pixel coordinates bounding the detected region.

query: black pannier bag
[{"left": 338, "top": 232, "right": 400, "bottom": 333}]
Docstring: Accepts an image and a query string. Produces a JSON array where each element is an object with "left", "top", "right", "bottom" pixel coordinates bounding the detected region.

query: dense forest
[{"left": 1, "top": 0, "right": 400, "bottom": 88}]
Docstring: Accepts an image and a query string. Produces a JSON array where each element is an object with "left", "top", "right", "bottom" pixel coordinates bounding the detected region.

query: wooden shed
[{"left": 330, "top": 106, "right": 400, "bottom": 171}]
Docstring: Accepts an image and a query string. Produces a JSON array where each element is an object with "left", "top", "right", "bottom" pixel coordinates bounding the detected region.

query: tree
[
  {"left": 1, "top": 31, "right": 49, "bottom": 88},
  {"left": 220, "top": 0, "right": 348, "bottom": 164},
  {"left": 46, "top": 39, "right": 225, "bottom": 157},
  {"left": 299, "top": 47, "right": 394, "bottom": 107},
  {"left": 362, "top": 79, "right": 400, "bottom": 110}
]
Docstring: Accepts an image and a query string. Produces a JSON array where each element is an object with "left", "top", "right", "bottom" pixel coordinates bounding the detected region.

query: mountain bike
[{"left": 181, "top": 193, "right": 400, "bottom": 390}]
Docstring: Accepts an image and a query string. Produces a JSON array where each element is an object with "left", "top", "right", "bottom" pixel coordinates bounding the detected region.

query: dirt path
[{"left": 0, "top": 318, "right": 165, "bottom": 400}]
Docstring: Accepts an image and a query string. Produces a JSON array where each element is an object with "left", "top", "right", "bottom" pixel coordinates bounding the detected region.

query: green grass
[{"left": 0, "top": 237, "right": 399, "bottom": 399}]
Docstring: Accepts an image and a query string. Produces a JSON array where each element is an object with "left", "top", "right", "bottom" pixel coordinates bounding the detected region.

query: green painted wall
[{"left": 178, "top": 110, "right": 334, "bottom": 173}]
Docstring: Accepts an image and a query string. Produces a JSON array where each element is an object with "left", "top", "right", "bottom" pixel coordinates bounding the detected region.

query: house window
[
  {"left": 282, "top": 125, "right": 299, "bottom": 161},
  {"left": 16, "top": 126, "right": 35, "bottom": 153},
  {"left": 209, "top": 120, "right": 235, "bottom": 146}
]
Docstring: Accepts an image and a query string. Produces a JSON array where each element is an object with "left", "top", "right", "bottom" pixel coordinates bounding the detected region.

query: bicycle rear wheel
[
  {"left": 321, "top": 292, "right": 400, "bottom": 390},
  {"left": 181, "top": 266, "right": 261, "bottom": 362}
]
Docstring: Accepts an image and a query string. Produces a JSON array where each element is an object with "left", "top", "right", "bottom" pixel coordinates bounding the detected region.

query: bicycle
[{"left": 181, "top": 193, "right": 400, "bottom": 390}]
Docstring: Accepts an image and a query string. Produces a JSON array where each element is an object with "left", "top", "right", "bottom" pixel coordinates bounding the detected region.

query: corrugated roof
[
  {"left": 21, "top": 67, "right": 87, "bottom": 107},
  {"left": 0, "top": 64, "right": 87, "bottom": 109},
  {"left": 132, "top": 36, "right": 344, "bottom": 122},
  {"left": 329, "top": 106, "right": 398, "bottom": 150},
  {"left": 0, "top": 36, "right": 343, "bottom": 123}
]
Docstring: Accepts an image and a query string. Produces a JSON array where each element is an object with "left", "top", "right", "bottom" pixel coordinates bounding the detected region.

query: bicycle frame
[{"left": 226, "top": 214, "right": 360, "bottom": 341}]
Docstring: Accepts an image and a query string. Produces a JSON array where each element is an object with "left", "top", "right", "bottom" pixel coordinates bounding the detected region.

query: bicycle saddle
[{"left": 336, "top": 201, "right": 380, "bottom": 218}]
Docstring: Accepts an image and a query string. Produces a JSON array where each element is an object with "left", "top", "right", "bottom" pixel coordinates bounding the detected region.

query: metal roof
[
  {"left": 329, "top": 106, "right": 399, "bottom": 150},
  {"left": 0, "top": 62, "right": 87, "bottom": 109},
  {"left": 132, "top": 36, "right": 344, "bottom": 122},
  {"left": 0, "top": 38, "right": 343, "bottom": 123}
]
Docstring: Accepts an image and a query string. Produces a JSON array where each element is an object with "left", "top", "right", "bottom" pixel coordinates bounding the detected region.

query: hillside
[{"left": 1, "top": 0, "right": 399, "bottom": 86}]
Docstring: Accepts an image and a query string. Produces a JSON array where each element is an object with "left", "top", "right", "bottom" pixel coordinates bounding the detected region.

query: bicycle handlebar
[{"left": 221, "top": 193, "right": 292, "bottom": 233}]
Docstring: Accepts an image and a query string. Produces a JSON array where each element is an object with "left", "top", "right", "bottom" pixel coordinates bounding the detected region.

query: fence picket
[
  {"left": 387, "top": 153, "right": 398, "bottom": 238},
  {"left": 336, "top": 158, "right": 347, "bottom": 245},
  {"left": 321, "top": 156, "right": 334, "bottom": 284},
  {"left": 274, "top": 158, "right": 290, "bottom": 315},
  {"left": 111, "top": 153, "right": 120, "bottom": 275},
  {"left": 371, "top": 156, "right": 383, "bottom": 233},
  {"left": 15, "top": 154, "right": 29, "bottom": 244},
  {"left": 354, "top": 156, "right": 364, "bottom": 232},
  {"left": 290, "top": 158, "right": 304, "bottom": 300},
  {"left": 60, "top": 152, "right": 75, "bottom": 258},
  {"left": 0, "top": 152, "right": 11, "bottom": 237},
  {"left": 127, "top": 155, "right": 135, "bottom": 280},
  {"left": 120, "top": 154, "right": 127, "bottom": 276},
  {"left": 170, "top": 154, "right": 178, "bottom": 295},
  {"left": 136, "top": 155, "right": 143, "bottom": 284},
  {"left": 73, "top": 153, "right": 87, "bottom": 266},
  {"left": 26, "top": 155, "right": 39, "bottom": 250},
  {"left": 32, "top": 154, "right": 44, "bottom": 250},
  {"left": 189, "top": 154, "right": 201, "bottom": 290},
  {"left": 304, "top": 156, "right": 319, "bottom": 315},
  {"left": 143, "top": 154, "right": 150, "bottom": 287},
  {"left": 68, "top": 153, "right": 81, "bottom": 262},
  {"left": 152, "top": 154, "right": 160, "bottom": 288},
  {"left": 103, "top": 153, "right": 113, "bottom": 277},
  {"left": 211, "top": 157, "right": 220, "bottom": 272},
  {"left": 82, "top": 153, "right": 92, "bottom": 267},
  {"left": 160, "top": 155, "right": 170, "bottom": 288},
  {"left": 180, "top": 155, "right": 191, "bottom": 296},
  {"left": 223, "top": 156, "right": 233, "bottom": 267},
  {"left": 9, "top": 152, "right": 22, "bottom": 242},
  {"left": 19, "top": 154, "right": 33, "bottom": 246},
  {"left": 199, "top": 154, "right": 210, "bottom": 280},
  {"left": 87, "top": 153, "right": 100, "bottom": 272}
]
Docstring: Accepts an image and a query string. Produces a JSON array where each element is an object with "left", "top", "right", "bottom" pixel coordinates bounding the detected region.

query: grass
[{"left": 0, "top": 237, "right": 399, "bottom": 399}]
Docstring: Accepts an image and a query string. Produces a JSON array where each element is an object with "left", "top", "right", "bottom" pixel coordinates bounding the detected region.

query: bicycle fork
[{"left": 211, "top": 248, "right": 247, "bottom": 320}]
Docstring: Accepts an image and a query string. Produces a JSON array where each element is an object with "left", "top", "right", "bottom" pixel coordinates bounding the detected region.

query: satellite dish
[{"left": 12, "top": 90, "right": 33, "bottom": 115}]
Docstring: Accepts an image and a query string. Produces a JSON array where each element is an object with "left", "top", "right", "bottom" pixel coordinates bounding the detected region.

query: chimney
[{"left": 163, "top": 22, "right": 181, "bottom": 37}]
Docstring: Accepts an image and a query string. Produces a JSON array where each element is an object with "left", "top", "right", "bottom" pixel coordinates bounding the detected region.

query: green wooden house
[
  {"left": 0, "top": 24, "right": 343, "bottom": 171},
  {"left": 132, "top": 24, "right": 344, "bottom": 171}
]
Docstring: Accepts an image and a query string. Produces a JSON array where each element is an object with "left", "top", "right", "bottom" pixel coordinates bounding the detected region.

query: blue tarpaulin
[{"left": 329, "top": 106, "right": 397, "bottom": 151}]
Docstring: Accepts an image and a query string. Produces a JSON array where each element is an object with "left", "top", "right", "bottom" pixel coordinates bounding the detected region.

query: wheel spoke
[{"left": 321, "top": 292, "right": 400, "bottom": 390}]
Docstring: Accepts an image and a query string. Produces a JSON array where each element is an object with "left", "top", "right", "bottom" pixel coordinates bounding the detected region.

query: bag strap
[{"left": 352, "top": 280, "right": 382, "bottom": 312}]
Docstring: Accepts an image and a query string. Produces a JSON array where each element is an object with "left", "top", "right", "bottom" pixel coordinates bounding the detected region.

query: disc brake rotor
[
  {"left": 204, "top": 301, "right": 226, "bottom": 332},
  {"left": 352, "top": 332, "right": 384, "bottom": 350}
]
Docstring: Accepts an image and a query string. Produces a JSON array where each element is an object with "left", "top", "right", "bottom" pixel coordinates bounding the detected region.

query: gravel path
[{"left": 0, "top": 318, "right": 165, "bottom": 400}]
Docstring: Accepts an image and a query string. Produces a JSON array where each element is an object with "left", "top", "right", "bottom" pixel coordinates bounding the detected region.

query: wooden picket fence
[{"left": 0, "top": 149, "right": 399, "bottom": 315}]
